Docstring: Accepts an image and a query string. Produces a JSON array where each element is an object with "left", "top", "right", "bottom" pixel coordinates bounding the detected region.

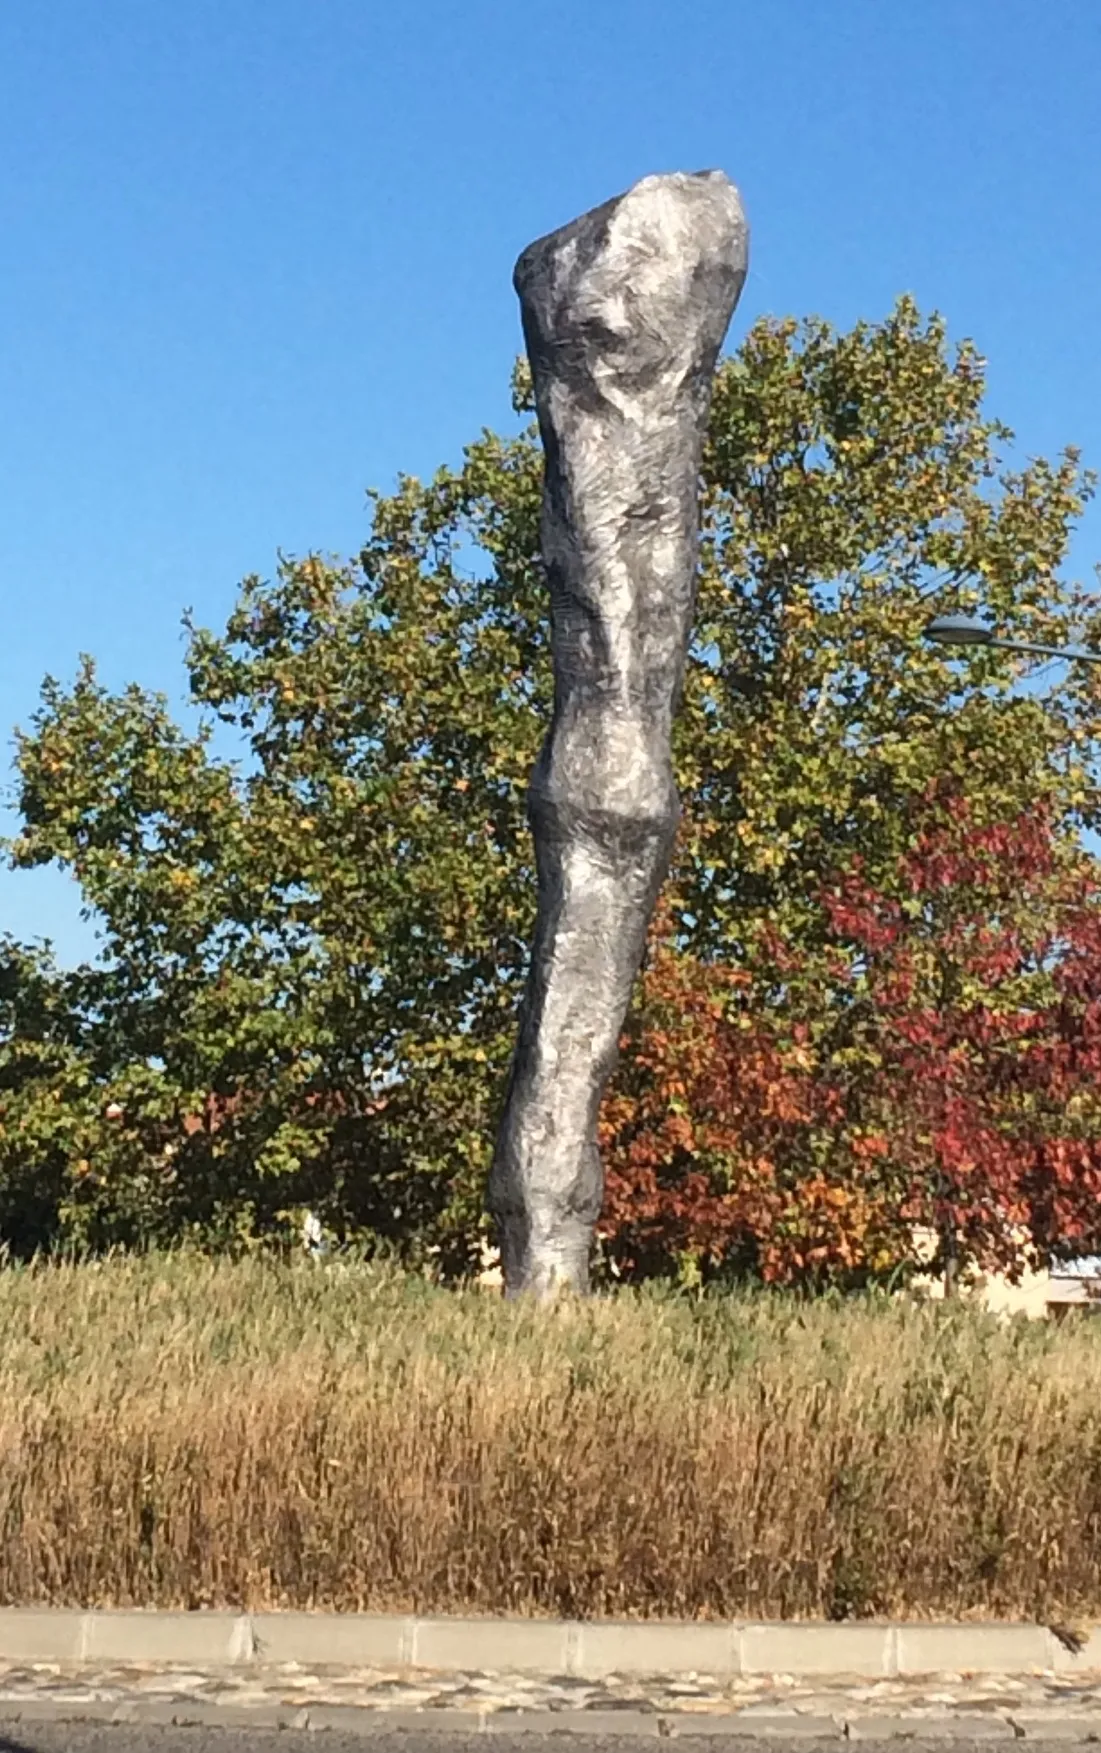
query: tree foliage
[
  {"left": 600, "top": 787, "right": 1101, "bottom": 1288},
  {"left": 3, "top": 298, "right": 1098, "bottom": 1274}
]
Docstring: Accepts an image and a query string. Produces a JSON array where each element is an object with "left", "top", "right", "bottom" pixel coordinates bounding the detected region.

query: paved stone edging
[
  {"left": 0, "top": 1611, "right": 1098, "bottom": 1680},
  {"left": 2, "top": 1696, "right": 1101, "bottom": 1738},
  {"left": 5, "top": 1645, "right": 1101, "bottom": 1741}
]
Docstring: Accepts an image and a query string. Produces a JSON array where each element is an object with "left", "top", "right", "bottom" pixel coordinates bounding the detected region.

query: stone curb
[
  {"left": 4, "top": 1698, "right": 1101, "bottom": 1739},
  {"left": 0, "top": 1610, "right": 1097, "bottom": 1680}
]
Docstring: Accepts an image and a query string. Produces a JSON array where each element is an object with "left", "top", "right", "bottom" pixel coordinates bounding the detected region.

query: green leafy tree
[
  {"left": 0, "top": 937, "right": 96, "bottom": 1254},
  {"left": 3, "top": 299, "right": 1097, "bottom": 1271}
]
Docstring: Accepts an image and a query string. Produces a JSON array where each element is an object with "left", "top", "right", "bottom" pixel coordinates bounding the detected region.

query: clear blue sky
[{"left": 3, "top": 0, "right": 1099, "bottom": 965}]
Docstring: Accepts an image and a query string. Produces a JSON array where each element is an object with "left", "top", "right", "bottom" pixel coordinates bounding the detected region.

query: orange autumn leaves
[
  {"left": 599, "top": 792, "right": 1101, "bottom": 1288},
  {"left": 598, "top": 916, "right": 901, "bottom": 1285}
]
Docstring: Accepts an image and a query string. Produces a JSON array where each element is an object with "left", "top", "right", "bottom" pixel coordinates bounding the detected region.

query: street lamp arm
[
  {"left": 987, "top": 636, "right": 1101, "bottom": 667},
  {"left": 922, "top": 616, "right": 1101, "bottom": 668}
]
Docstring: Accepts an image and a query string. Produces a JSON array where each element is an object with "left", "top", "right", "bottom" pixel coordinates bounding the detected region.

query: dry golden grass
[{"left": 1, "top": 1249, "right": 1100, "bottom": 1621}]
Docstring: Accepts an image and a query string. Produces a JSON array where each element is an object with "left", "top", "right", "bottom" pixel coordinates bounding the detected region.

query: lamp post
[{"left": 923, "top": 615, "right": 1101, "bottom": 667}]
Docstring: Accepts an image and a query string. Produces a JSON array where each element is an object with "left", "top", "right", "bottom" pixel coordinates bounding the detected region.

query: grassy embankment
[{"left": 1, "top": 1249, "right": 1099, "bottom": 1623}]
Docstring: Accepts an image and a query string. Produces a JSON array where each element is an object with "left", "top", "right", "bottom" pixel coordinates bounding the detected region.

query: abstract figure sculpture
[{"left": 488, "top": 170, "right": 749, "bottom": 1297}]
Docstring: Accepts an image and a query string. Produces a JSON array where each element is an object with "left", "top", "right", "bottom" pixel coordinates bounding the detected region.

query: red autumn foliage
[{"left": 598, "top": 789, "right": 1101, "bottom": 1287}]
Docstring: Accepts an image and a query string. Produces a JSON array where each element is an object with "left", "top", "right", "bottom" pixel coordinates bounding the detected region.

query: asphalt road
[{"left": 0, "top": 1729, "right": 1091, "bottom": 1753}]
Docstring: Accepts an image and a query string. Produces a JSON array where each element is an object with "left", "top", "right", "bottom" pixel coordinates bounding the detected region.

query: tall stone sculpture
[{"left": 488, "top": 170, "right": 749, "bottom": 1297}]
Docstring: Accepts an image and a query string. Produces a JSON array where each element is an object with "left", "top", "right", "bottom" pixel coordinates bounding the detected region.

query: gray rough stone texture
[{"left": 487, "top": 169, "right": 749, "bottom": 1297}]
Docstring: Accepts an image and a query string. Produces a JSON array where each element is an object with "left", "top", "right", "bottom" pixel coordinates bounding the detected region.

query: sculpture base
[{"left": 497, "top": 1212, "right": 593, "bottom": 1300}]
